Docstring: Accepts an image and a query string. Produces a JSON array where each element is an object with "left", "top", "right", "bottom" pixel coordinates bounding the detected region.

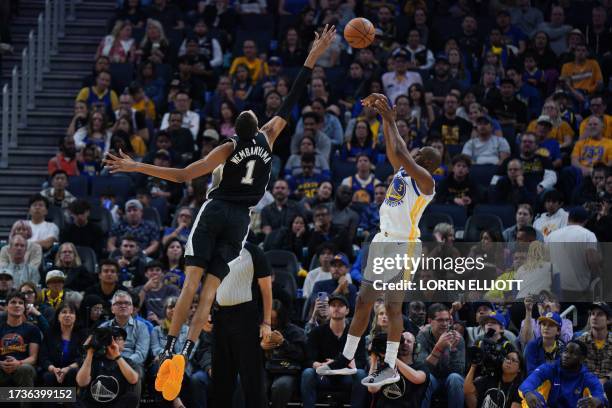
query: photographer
[
  {"left": 471, "top": 311, "right": 516, "bottom": 377},
  {"left": 464, "top": 349, "right": 523, "bottom": 408},
  {"left": 416, "top": 303, "right": 465, "bottom": 408},
  {"left": 76, "top": 327, "right": 140, "bottom": 407},
  {"left": 368, "top": 331, "right": 429, "bottom": 408}
]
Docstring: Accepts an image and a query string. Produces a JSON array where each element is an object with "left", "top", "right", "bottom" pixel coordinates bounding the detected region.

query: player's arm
[
  {"left": 262, "top": 25, "right": 336, "bottom": 147},
  {"left": 104, "top": 143, "right": 234, "bottom": 183},
  {"left": 366, "top": 94, "right": 434, "bottom": 195}
]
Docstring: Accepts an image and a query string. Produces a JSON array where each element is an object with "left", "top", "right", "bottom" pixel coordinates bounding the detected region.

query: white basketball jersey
[{"left": 379, "top": 167, "right": 435, "bottom": 241}]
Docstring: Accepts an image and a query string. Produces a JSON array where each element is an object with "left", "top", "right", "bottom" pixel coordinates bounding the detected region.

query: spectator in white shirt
[
  {"left": 382, "top": 48, "right": 422, "bottom": 107},
  {"left": 160, "top": 90, "right": 200, "bottom": 140},
  {"left": 461, "top": 115, "right": 511, "bottom": 165},
  {"left": 533, "top": 190, "right": 568, "bottom": 237},
  {"left": 26, "top": 194, "right": 59, "bottom": 251},
  {"left": 546, "top": 207, "right": 601, "bottom": 299}
]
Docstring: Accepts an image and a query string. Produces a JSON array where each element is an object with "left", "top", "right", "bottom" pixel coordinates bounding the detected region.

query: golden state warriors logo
[{"left": 385, "top": 175, "right": 406, "bottom": 207}]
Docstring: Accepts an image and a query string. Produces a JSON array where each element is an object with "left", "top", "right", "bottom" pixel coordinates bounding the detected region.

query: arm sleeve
[{"left": 277, "top": 66, "right": 312, "bottom": 120}]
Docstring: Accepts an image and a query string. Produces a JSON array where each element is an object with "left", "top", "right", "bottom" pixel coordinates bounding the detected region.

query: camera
[
  {"left": 85, "top": 327, "right": 126, "bottom": 356},
  {"left": 467, "top": 329, "right": 509, "bottom": 376}
]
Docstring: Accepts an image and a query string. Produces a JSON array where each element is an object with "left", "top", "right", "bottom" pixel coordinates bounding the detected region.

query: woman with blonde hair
[
  {"left": 515, "top": 241, "right": 553, "bottom": 299},
  {"left": 138, "top": 19, "right": 171, "bottom": 65},
  {"left": 95, "top": 19, "right": 137, "bottom": 63},
  {"left": 0, "top": 220, "right": 42, "bottom": 268},
  {"left": 53, "top": 242, "right": 95, "bottom": 292},
  {"left": 366, "top": 303, "right": 389, "bottom": 349},
  {"left": 525, "top": 99, "right": 575, "bottom": 149}
]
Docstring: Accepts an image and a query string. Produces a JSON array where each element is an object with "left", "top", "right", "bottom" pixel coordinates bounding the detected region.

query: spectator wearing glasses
[
  {"left": 0, "top": 291, "right": 41, "bottom": 389},
  {"left": 416, "top": 303, "right": 465, "bottom": 408},
  {"left": 18, "top": 282, "right": 52, "bottom": 332},
  {"left": 579, "top": 95, "right": 612, "bottom": 140}
]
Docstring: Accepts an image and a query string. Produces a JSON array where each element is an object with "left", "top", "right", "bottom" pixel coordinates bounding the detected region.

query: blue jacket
[
  {"left": 519, "top": 361, "right": 608, "bottom": 407},
  {"left": 524, "top": 337, "right": 564, "bottom": 375}
]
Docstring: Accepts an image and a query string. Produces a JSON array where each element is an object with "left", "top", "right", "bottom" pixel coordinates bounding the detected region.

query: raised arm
[
  {"left": 262, "top": 25, "right": 336, "bottom": 147},
  {"left": 365, "top": 94, "right": 435, "bottom": 195},
  {"left": 104, "top": 143, "right": 234, "bottom": 183}
]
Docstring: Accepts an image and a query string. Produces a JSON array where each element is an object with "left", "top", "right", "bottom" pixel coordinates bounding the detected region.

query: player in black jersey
[{"left": 104, "top": 25, "right": 336, "bottom": 402}]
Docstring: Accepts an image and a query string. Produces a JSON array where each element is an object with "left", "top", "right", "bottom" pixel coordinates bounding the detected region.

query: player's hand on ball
[{"left": 104, "top": 149, "right": 138, "bottom": 173}]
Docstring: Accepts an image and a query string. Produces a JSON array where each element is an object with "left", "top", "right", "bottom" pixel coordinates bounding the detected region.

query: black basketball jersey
[{"left": 207, "top": 132, "right": 272, "bottom": 207}]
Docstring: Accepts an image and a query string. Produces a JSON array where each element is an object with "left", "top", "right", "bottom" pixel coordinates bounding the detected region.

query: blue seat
[
  {"left": 68, "top": 175, "right": 89, "bottom": 198},
  {"left": 265, "top": 250, "right": 298, "bottom": 303},
  {"left": 419, "top": 212, "right": 454, "bottom": 242},
  {"left": 89, "top": 204, "right": 113, "bottom": 237},
  {"left": 109, "top": 63, "right": 134, "bottom": 94},
  {"left": 143, "top": 206, "right": 161, "bottom": 229},
  {"left": 463, "top": 214, "right": 504, "bottom": 242},
  {"left": 469, "top": 164, "right": 498, "bottom": 187},
  {"left": 374, "top": 160, "right": 394, "bottom": 182},
  {"left": 330, "top": 159, "right": 356, "bottom": 186},
  {"left": 238, "top": 14, "right": 274, "bottom": 31},
  {"left": 91, "top": 176, "right": 134, "bottom": 203},
  {"left": 45, "top": 206, "right": 65, "bottom": 231},
  {"left": 474, "top": 204, "right": 515, "bottom": 228},
  {"left": 425, "top": 204, "right": 467, "bottom": 229},
  {"left": 76, "top": 245, "right": 98, "bottom": 275},
  {"left": 233, "top": 30, "right": 273, "bottom": 56}
]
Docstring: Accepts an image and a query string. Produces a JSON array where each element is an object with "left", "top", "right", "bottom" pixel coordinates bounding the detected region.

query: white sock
[
  {"left": 342, "top": 334, "right": 361, "bottom": 361},
  {"left": 384, "top": 341, "right": 400, "bottom": 368}
]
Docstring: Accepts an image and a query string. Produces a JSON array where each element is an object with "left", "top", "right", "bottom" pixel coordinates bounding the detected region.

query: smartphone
[{"left": 317, "top": 292, "right": 328, "bottom": 303}]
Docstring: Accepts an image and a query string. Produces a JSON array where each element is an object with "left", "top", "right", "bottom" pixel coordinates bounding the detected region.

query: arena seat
[
  {"left": 425, "top": 204, "right": 467, "bottom": 229},
  {"left": 474, "top": 204, "right": 515, "bottom": 229},
  {"left": 330, "top": 159, "right": 356, "bottom": 186},
  {"left": 239, "top": 14, "right": 274, "bottom": 31},
  {"left": 265, "top": 249, "right": 298, "bottom": 298},
  {"left": 469, "top": 164, "right": 498, "bottom": 187},
  {"left": 109, "top": 63, "right": 134, "bottom": 93},
  {"left": 463, "top": 213, "right": 504, "bottom": 242},
  {"left": 67, "top": 175, "right": 89, "bottom": 198},
  {"left": 419, "top": 212, "right": 454, "bottom": 242},
  {"left": 46, "top": 206, "right": 65, "bottom": 231},
  {"left": 374, "top": 160, "right": 394, "bottom": 182},
  {"left": 76, "top": 245, "right": 98, "bottom": 275},
  {"left": 89, "top": 204, "right": 113, "bottom": 237},
  {"left": 91, "top": 176, "right": 134, "bottom": 203},
  {"left": 143, "top": 206, "right": 162, "bottom": 229}
]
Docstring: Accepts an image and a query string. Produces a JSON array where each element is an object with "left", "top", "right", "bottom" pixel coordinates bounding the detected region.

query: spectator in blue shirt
[
  {"left": 534, "top": 115, "right": 562, "bottom": 168},
  {"left": 519, "top": 340, "right": 607, "bottom": 408},
  {"left": 524, "top": 312, "right": 565, "bottom": 375}
]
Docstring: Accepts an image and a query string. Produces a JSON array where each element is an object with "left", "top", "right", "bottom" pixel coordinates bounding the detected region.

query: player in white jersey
[{"left": 317, "top": 93, "right": 441, "bottom": 387}]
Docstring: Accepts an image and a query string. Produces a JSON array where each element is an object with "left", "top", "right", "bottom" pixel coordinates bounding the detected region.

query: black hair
[
  {"left": 99, "top": 258, "right": 120, "bottom": 273},
  {"left": 235, "top": 111, "right": 258, "bottom": 140},
  {"left": 316, "top": 241, "right": 337, "bottom": 256},
  {"left": 145, "top": 260, "right": 163, "bottom": 271},
  {"left": 427, "top": 303, "right": 449, "bottom": 320},
  {"left": 50, "top": 302, "right": 80, "bottom": 334},
  {"left": 6, "top": 290, "right": 26, "bottom": 304},
  {"left": 51, "top": 169, "right": 68, "bottom": 180},
  {"left": 451, "top": 154, "right": 472, "bottom": 167},
  {"left": 28, "top": 193, "right": 49, "bottom": 209},
  {"left": 272, "top": 299, "right": 289, "bottom": 329},
  {"left": 301, "top": 152, "right": 316, "bottom": 164},
  {"left": 69, "top": 199, "right": 91, "bottom": 215},
  {"left": 543, "top": 189, "right": 563, "bottom": 203},
  {"left": 517, "top": 225, "right": 537, "bottom": 240},
  {"left": 567, "top": 340, "right": 588, "bottom": 357},
  {"left": 159, "top": 237, "right": 185, "bottom": 271},
  {"left": 302, "top": 111, "right": 322, "bottom": 123},
  {"left": 120, "top": 234, "right": 139, "bottom": 246}
]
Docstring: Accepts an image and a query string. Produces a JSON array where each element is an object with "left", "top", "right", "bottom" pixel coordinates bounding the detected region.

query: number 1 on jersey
[{"left": 241, "top": 159, "right": 256, "bottom": 185}]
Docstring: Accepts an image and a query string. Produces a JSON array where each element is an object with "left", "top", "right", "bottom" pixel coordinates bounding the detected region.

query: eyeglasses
[
  {"left": 21, "top": 291, "right": 35, "bottom": 296},
  {"left": 91, "top": 306, "right": 104, "bottom": 312},
  {"left": 505, "top": 356, "right": 520, "bottom": 364},
  {"left": 113, "top": 301, "right": 132, "bottom": 307}
]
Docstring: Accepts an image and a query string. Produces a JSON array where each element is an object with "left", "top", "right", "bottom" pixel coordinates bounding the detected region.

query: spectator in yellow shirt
[
  {"left": 560, "top": 43, "right": 603, "bottom": 100},
  {"left": 229, "top": 40, "right": 269, "bottom": 84},
  {"left": 526, "top": 99, "right": 575, "bottom": 149},
  {"left": 579, "top": 95, "right": 612, "bottom": 140},
  {"left": 76, "top": 70, "right": 119, "bottom": 113},
  {"left": 129, "top": 82, "right": 156, "bottom": 123},
  {"left": 572, "top": 116, "right": 612, "bottom": 176}
]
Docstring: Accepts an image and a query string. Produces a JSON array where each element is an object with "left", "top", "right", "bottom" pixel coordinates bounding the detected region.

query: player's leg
[
  {"left": 316, "top": 282, "right": 378, "bottom": 375},
  {"left": 186, "top": 273, "right": 221, "bottom": 341}
]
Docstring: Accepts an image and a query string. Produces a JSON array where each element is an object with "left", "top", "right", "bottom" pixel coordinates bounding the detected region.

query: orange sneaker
[
  {"left": 162, "top": 354, "right": 186, "bottom": 401},
  {"left": 155, "top": 356, "right": 173, "bottom": 392}
]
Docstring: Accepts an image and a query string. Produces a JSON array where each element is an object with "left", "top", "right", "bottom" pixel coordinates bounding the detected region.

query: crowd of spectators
[{"left": 1, "top": 0, "right": 612, "bottom": 406}]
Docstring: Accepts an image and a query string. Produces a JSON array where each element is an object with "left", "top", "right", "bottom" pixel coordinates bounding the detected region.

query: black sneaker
[
  {"left": 316, "top": 354, "right": 357, "bottom": 375},
  {"left": 361, "top": 363, "right": 400, "bottom": 387}
]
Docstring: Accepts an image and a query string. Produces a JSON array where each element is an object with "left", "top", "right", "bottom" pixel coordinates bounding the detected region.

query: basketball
[{"left": 344, "top": 17, "right": 375, "bottom": 49}]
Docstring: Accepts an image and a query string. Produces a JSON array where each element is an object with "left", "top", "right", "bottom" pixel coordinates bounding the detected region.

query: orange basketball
[{"left": 344, "top": 17, "right": 375, "bottom": 49}]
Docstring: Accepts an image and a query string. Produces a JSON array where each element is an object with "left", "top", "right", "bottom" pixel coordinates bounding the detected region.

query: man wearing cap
[
  {"left": 160, "top": 89, "right": 200, "bottom": 140},
  {"left": 309, "top": 253, "right": 357, "bottom": 314},
  {"left": 467, "top": 302, "right": 518, "bottom": 348},
  {"left": 533, "top": 115, "right": 563, "bottom": 168},
  {"left": 76, "top": 324, "right": 140, "bottom": 407},
  {"left": 381, "top": 48, "right": 422, "bottom": 107},
  {"left": 107, "top": 199, "right": 159, "bottom": 257},
  {"left": 0, "top": 291, "right": 41, "bottom": 389},
  {"left": 577, "top": 303, "right": 612, "bottom": 390},
  {"left": 424, "top": 55, "right": 461, "bottom": 106},
  {"left": 474, "top": 311, "right": 516, "bottom": 356},
  {"left": 301, "top": 293, "right": 367, "bottom": 408},
  {"left": 496, "top": 9, "right": 528, "bottom": 53},
  {"left": 41, "top": 270, "right": 67, "bottom": 311},
  {"left": 199, "top": 128, "right": 220, "bottom": 159},
  {"left": 546, "top": 207, "right": 601, "bottom": 300},
  {"left": 487, "top": 78, "right": 529, "bottom": 133},
  {"left": 524, "top": 312, "right": 565, "bottom": 375},
  {"left": 137, "top": 261, "right": 180, "bottom": 325},
  {"left": 0, "top": 269, "right": 14, "bottom": 312},
  {"left": 519, "top": 340, "right": 607, "bottom": 408},
  {"left": 462, "top": 115, "right": 511, "bottom": 165}
]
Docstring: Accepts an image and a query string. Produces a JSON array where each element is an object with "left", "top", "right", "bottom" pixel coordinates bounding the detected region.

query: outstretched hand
[
  {"left": 361, "top": 93, "right": 387, "bottom": 108},
  {"left": 308, "top": 24, "right": 336, "bottom": 60},
  {"left": 371, "top": 97, "right": 396, "bottom": 122},
  {"left": 103, "top": 150, "right": 139, "bottom": 174}
]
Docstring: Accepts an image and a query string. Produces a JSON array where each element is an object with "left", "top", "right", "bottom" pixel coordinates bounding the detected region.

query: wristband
[{"left": 262, "top": 322, "right": 271, "bottom": 327}]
